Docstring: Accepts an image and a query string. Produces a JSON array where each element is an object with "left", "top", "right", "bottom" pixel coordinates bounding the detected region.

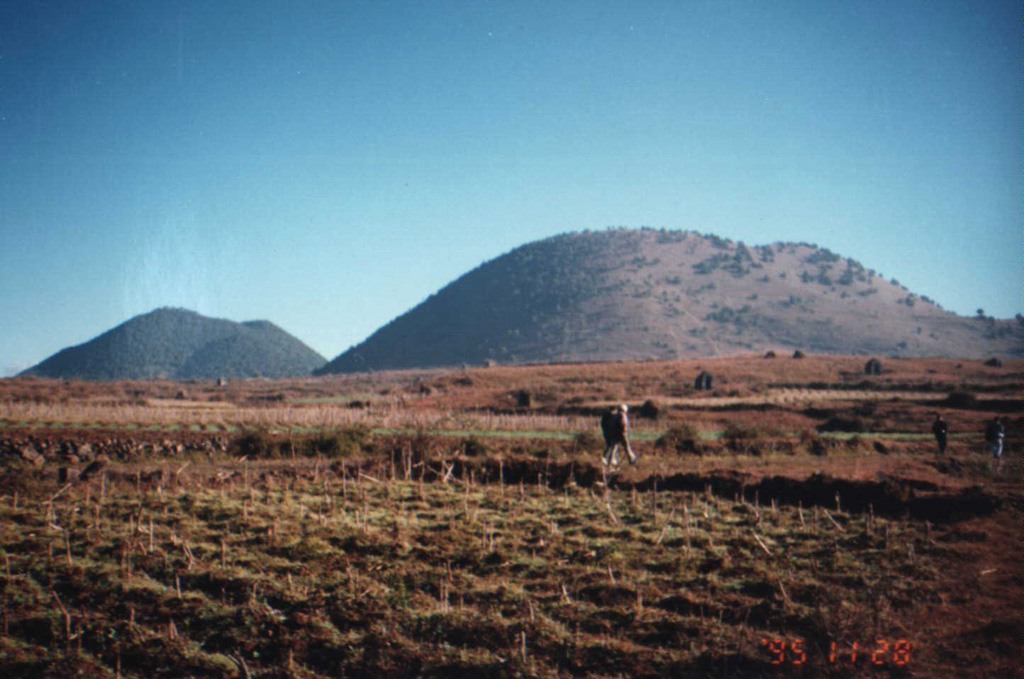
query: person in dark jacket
[
  {"left": 601, "top": 404, "right": 637, "bottom": 467},
  {"left": 985, "top": 416, "right": 1005, "bottom": 472},
  {"left": 931, "top": 414, "right": 948, "bottom": 456}
]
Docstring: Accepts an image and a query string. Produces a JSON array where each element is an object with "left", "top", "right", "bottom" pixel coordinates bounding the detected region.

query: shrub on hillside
[
  {"left": 944, "top": 391, "right": 977, "bottom": 409},
  {"left": 516, "top": 387, "right": 558, "bottom": 406},
  {"left": 854, "top": 401, "right": 877, "bottom": 417},
  {"left": 799, "top": 430, "right": 828, "bottom": 456},
  {"left": 722, "top": 422, "right": 766, "bottom": 451},
  {"left": 308, "top": 425, "right": 371, "bottom": 458},
  {"left": 462, "top": 436, "right": 489, "bottom": 457},
  {"left": 638, "top": 399, "right": 662, "bottom": 420},
  {"left": 530, "top": 445, "right": 555, "bottom": 460},
  {"left": 722, "top": 422, "right": 763, "bottom": 442},
  {"left": 235, "top": 429, "right": 276, "bottom": 458},
  {"left": 816, "top": 416, "right": 867, "bottom": 433},
  {"left": 573, "top": 431, "right": 601, "bottom": 454},
  {"left": 655, "top": 424, "right": 701, "bottom": 455}
]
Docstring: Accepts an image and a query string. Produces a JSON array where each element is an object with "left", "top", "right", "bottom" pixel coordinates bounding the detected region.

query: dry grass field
[{"left": 0, "top": 354, "right": 1019, "bottom": 678}]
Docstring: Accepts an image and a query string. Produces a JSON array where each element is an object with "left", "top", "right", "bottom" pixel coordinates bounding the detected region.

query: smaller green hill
[{"left": 21, "top": 308, "right": 326, "bottom": 380}]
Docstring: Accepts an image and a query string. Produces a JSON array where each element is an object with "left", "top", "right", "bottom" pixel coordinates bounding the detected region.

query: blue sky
[{"left": 2, "top": 0, "right": 1019, "bottom": 376}]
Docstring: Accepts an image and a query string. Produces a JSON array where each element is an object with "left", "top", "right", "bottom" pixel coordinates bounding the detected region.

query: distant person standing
[
  {"left": 601, "top": 404, "right": 637, "bottom": 467},
  {"left": 931, "top": 414, "right": 948, "bottom": 456},
  {"left": 984, "top": 416, "right": 1005, "bottom": 472}
]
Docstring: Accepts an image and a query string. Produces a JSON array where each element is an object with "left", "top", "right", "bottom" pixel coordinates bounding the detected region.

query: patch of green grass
[
  {"left": 819, "top": 431, "right": 937, "bottom": 441},
  {"left": 290, "top": 394, "right": 378, "bottom": 405}
]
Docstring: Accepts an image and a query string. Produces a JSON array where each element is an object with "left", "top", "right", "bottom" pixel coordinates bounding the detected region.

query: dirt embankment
[
  {"left": 431, "top": 457, "right": 1002, "bottom": 523},
  {"left": 0, "top": 428, "right": 229, "bottom": 466},
  {"left": 0, "top": 428, "right": 1005, "bottom": 526}
]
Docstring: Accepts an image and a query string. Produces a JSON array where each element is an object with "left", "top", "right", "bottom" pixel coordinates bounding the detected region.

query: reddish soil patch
[{"left": 896, "top": 507, "right": 1021, "bottom": 678}]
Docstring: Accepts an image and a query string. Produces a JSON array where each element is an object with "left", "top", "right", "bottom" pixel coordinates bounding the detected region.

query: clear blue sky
[{"left": 2, "top": 0, "right": 1019, "bottom": 376}]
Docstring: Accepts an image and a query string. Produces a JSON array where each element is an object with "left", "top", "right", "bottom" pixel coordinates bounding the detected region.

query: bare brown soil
[{"left": 0, "top": 354, "right": 1019, "bottom": 677}]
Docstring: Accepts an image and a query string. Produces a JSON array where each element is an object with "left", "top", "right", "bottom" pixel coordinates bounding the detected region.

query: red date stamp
[{"left": 760, "top": 637, "right": 912, "bottom": 668}]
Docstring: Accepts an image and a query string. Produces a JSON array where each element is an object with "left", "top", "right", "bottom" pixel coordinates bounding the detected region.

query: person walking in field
[
  {"left": 984, "top": 416, "right": 1005, "bottom": 472},
  {"left": 931, "top": 414, "right": 948, "bottom": 456},
  {"left": 601, "top": 404, "right": 637, "bottom": 467}
]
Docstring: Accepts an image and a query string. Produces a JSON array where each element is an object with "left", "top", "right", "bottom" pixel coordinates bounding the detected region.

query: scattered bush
[
  {"left": 462, "top": 436, "right": 489, "bottom": 457},
  {"left": 817, "top": 416, "right": 867, "bottom": 433},
  {"left": 854, "top": 401, "right": 877, "bottom": 417},
  {"left": 799, "top": 430, "right": 828, "bottom": 456},
  {"left": 235, "top": 429, "right": 276, "bottom": 458},
  {"left": 530, "top": 446, "right": 553, "bottom": 460},
  {"left": 638, "top": 399, "right": 662, "bottom": 420},
  {"left": 722, "top": 422, "right": 763, "bottom": 442},
  {"left": 515, "top": 387, "right": 558, "bottom": 406},
  {"left": 308, "top": 425, "right": 371, "bottom": 457},
  {"left": 722, "top": 422, "right": 765, "bottom": 451},
  {"left": 573, "top": 431, "right": 601, "bottom": 453},
  {"left": 655, "top": 424, "right": 700, "bottom": 455},
  {"left": 944, "top": 391, "right": 977, "bottom": 409}
]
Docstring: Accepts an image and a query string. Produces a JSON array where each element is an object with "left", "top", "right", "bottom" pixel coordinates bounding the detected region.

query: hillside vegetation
[
  {"left": 318, "top": 228, "right": 1020, "bottom": 374},
  {"left": 21, "top": 308, "right": 326, "bottom": 381}
]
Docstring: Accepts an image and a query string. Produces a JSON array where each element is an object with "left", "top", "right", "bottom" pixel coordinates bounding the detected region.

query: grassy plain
[{"left": 0, "top": 355, "right": 1019, "bottom": 678}]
